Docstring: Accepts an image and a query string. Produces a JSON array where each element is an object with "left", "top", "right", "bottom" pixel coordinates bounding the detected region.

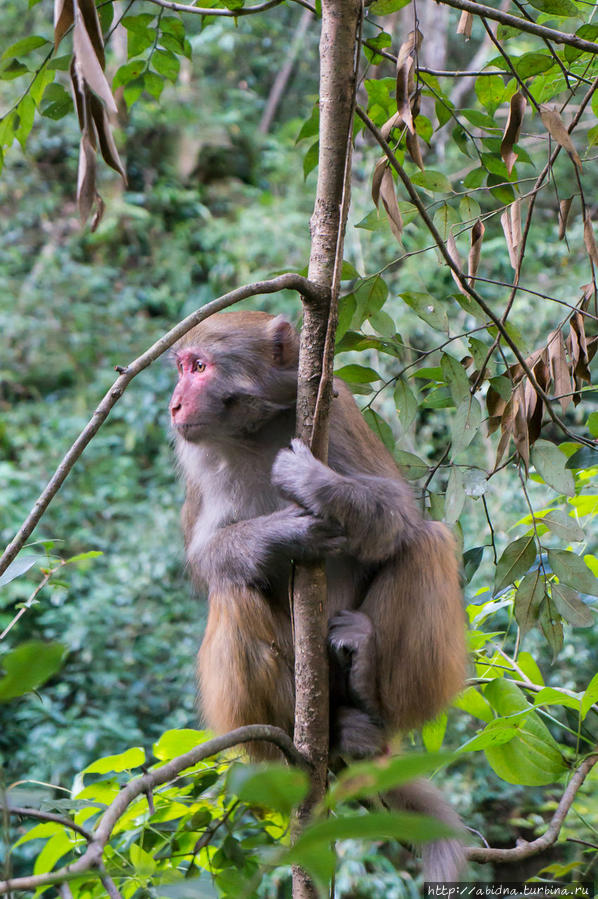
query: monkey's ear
[{"left": 269, "top": 316, "right": 299, "bottom": 367}]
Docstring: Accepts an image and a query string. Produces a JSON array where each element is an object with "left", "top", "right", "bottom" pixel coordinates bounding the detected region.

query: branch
[
  {"left": 435, "top": 0, "right": 598, "bottom": 54},
  {"left": 143, "top": 0, "right": 284, "bottom": 15},
  {"left": 0, "top": 273, "right": 326, "bottom": 579},
  {"left": 467, "top": 753, "right": 598, "bottom": 863},
  {"left": 0, "top": 725, "right": 308, "bottom": 896},
  {"left": 355, "top": 106, "right": 596, "bottom": 450},
  {"left": 6, "top": 807, "right": 92, "bottom": 841}
]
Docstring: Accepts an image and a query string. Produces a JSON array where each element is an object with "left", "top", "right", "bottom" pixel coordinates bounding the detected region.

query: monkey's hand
[{"left": 272, "top": 438, "right": 339, "bottom": 517}]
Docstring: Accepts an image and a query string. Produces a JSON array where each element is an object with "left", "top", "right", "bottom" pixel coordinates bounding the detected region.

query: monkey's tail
[{"left": 383, "top": 778, "right": 465, "bottom": 883}]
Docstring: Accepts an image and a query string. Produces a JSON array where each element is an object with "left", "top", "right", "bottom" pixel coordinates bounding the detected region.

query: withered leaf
[
  {"left": 446, "top": 231, "right": 462, "bottom": 289},
  {"left": 513, "top": 383, "right": 530, "bottom": 472},
  {"left": 89, "top": 94, "right": 126, "bottom": 180},
  {"left": 379, "top": 167, "right": 403, "bottom": 242},
  {"left": 546, "top": 329, "right": 572, "bottom": 413},
  {"left": 500, "top": 199, "right": 521, "bottom": 270},
  {"left": 77, "top": 0, "right": 105, "bottom": 64},
  {"left": 558, "top": 196, "right": 573, "bottom": 241},
  {"left": 539, "top": 104, "right": 582, "bottom": 170},
  {"left": 396, "top": 57, "right": 414, "bottom": 134},
  {"left": 396, "top": 28, "right": 423, "bottom": 69},
  {"left": 54, "top": 0, "right": 74, "bottom": 50},
  {"left": 500, "top": 92, "right": 526, "bottom": 176},
  {"left": 468, "top": 218, "right": 485, "bottom": 285},
  {"left": 583, "top": 212, "right": 598, "bottom": 267},
  {"left": 457, "top": 9, "right": 473, "bottom": 38},
  {"left": 380, "top": 111, "right": 401, "bottom": 141},
  {"left": 372, "top": 156, "right": 387, "bottom": 208},
  {"left": 77, "top": 131, "right": 97, "bottom": 223},
  {"left": 90, "top": 194, "right": 105, "bottom": 233},
  {"left": 73, "top": 11, "right": 117, "bottom": 113},
  {"left": 405, "top": 130, "right": 424, "bottom": 170}
]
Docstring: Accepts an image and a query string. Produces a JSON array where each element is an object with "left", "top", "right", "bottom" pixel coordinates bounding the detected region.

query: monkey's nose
[{"left": 170, "top": 400, "right": 182, "bottom": 419}]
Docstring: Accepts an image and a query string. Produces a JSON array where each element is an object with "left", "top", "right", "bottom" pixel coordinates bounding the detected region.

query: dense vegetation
[{"left": 1, "top": 0, "right": 598, "bottom": 895}]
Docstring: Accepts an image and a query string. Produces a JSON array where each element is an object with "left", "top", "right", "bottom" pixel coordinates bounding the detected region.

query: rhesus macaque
[{"left": 169, "top": 310, "right": 467, "bottom": 879}]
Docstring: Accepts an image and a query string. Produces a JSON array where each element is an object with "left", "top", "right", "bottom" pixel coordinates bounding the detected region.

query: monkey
[{"left": 169, "top": 309, "right": 467, "bottom": 879}]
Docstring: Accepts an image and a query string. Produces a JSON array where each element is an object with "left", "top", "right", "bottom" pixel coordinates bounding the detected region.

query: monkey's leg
[
  {"left": 359, "top": 521, "right": 466, "bottom": 732},
  {"left": 197, "top": 586, "right": 295, "bottom": 761}
]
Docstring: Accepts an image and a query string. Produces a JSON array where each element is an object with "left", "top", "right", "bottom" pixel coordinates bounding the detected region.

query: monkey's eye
[
  {"left": 195, "top": 360, "right": 206, "bottom": 373},
  {"left": 177, "top": 360, "right": 183, "bottom": 374}
]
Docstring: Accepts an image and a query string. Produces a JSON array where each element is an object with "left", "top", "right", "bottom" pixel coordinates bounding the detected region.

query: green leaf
[
  {"left": 144, "top": 71, "right": 164, "bottom": 100},
  {"left": 422, "top": 713, "right": 447, "bottom": 752},
  {"left": 0, "top": 554, "right": 38, "bottom": 587},
  {"left": 123, "top": 76, "right": 145, "bottom": 107},
  {"left": 113, "top": 60, "right": 145, "bottom": 89},
  {"left": 33, "top": 831, "right": 74, "bottom": 877},
  {"left": 551, "top": 583, "right": 593, "bottom": 626},
  {"left": 2, "top": 36, "right": 49, "bottom": 60},
  {"left": 83, "top": 746, "right": 145, "bottom": 774},
  {"left": 493, "top": 536, "right": 536, "bottom": 595},
  {"left": 581, "top": 672, "right": 598, "bottom": 720},
  {"left": 335, "top": 364, "right": 380, "bottom": 384},
  {"left": 363, "top": 409, "right": 394, "bottom": 451},
  {"left": 303, "top": 140, "right": 318, "bottom": 179},
  {"left": 483, "top": 679, "right": 566, "bottom": 785},
  {"left": 539, "top": 600, "right": 564, "bottom": 659},
  {"left": 514, "top": 569, "right": 544, "bottom": 635},
  {"left": 369, "top": 309, "right": 395, "bottom": 338},
  {"left": 15, "top": 95, "right": 35, "bottom": 149},
  {"left": 533, "top": 687, "right": 581, "bottom": 711},
  {"left": 130, "top": 843, "right": 157, "bottom": 875},
  {"left": 460, "top": 717, "right": 520, "bottom": 752},
  {"left": 528, "top": 0, "right": 578, "bottom": 15},
  {"left": 454, "top": 685, "right": 493, "bottom": 722},
  {"left": 0, "top": 641, "right": 65, "bottom": 701},
  {"left": 369, "top": 0, "right": 411, "bottom": 11},
  {"left": 441, "top": 353, "right": 470, "bottom": 405},
  {"left": 410, "top": 170, "right": 452, "bottom": 193},
  {"left": 463, "top": 546, "right": 484, "bottom": 582},
  {"left": 393, "top": 379, "right": 418, "bottom": 430},
  {"left": 532, "top": 440, "right": 575, "bottom": 496},
  {"left": 328, "top": 752, "right": 455, "bottom": 806},
  {"left": 445, "top": 466, "right": 465, "bottom": 525},
  {"left": 354, "top": 276, "right": 388, "bottom": 321},
  {"left": 401, "top": 291, "right": 449, "bottom": 332},
  {"left": 548, "top": 549, "right": 598, "bottom": 596},
  {"left": 128, "top": 27, "right": 156, "bottom": 58},
  {"left": 394, "top": 450, "right": 428, "bottom": 480},
  {"left": 565, "top": 445, "right": 598, "bottom": 470},
  {"left": 153, "top": 728, "right": 209, "bottom": 760},
  {"left": 451, "top": 397, "right": 482, "bottom": 455},
  {"left": 152, "top": 49, "right": 180, "bottom": 83},
  {"left": 542, "top": 509, "right": 584, "bottom": 543},
  {"left": 475, "top": 74, "right": 507, "bottom": 114},
  {"left": 336, "top": 293, "right": 356, "bottom": 341},
  {"left": 514, "top": 52, "right": 554, "bottom": 79},
  {"left": 228, "top": 763, "right": 309, "bottom": 815}
]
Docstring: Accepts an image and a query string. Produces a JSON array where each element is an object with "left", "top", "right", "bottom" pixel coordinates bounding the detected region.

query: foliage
[{"left": 1, "top": 0, "right": 598, "bottom": 893}]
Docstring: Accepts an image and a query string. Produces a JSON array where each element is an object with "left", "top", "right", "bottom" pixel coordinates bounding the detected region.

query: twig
[
  {"left": 466, "top": 752, "right": 598, "bottom": 863},
  {"left": 0, "top": 725, "right": 308, "bottom": 896},
  {"left": 435, "top": 0, "right": 598, "bottom": 54},
  {"left": 143, "top": 0, "right": 284, "bottom": 15},
  {"left": 5, "top": 807, "right": 92, "bottom": 842},
  {"left": 0, "top": 273, "right": 327, "bottom": 578}
]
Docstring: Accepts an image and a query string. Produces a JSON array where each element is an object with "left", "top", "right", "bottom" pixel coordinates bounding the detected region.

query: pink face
[{"left": 169, "top": 349, "right": 213, "bottom": 434}]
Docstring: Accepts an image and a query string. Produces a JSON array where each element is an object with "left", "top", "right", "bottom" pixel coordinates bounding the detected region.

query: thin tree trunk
[
  {"left": 259, "top": 8, "right": 313, "bottom": 134},
  {"left": 291, "top": 0, "right": 361, "bottom": 896}
]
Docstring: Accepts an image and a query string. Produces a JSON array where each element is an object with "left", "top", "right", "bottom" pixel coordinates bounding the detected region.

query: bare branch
[
  {"left": 467, "top": 753, "right": 598, "bottom": 863},
  {"left": 6, "top": 807, "right": 92, "bottom": 841},
  {"left": 0, "top": 725, "right": 308, "bottom": 896},
  {"left": 144, "top": 0, "right": 284, "bottom": 15},
  {"left": 435, "top": 0, "right": 598, "bottom": 54},
  {"left": 0, "top": 273, "right": 327, "bottom": 579}
]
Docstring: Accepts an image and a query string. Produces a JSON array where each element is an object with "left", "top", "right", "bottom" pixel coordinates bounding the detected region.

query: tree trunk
[{"left": 292, "top": 0, "right": 361, "bottom": 896}]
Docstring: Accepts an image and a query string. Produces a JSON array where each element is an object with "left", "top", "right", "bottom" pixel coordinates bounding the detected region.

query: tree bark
[{"left": 292, "top": 1, "right": 361, "bottom": 896}]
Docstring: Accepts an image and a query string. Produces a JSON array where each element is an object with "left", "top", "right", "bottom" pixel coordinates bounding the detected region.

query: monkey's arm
[
  {"left": 189, "top": 505, "right": 346, "bottom": 588},
  {"left": 272, "top": 439, "right": 421, "bottom": 563}
]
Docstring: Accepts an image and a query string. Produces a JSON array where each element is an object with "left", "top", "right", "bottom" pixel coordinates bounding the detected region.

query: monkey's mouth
[{"left": 174, "top": 422, "right": 203, "bottom": 442}]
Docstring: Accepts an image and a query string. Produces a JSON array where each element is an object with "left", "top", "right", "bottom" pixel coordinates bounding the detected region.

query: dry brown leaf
[
  {"left": 513, "top": 384, "right": 530, "bottom": 472},
  {"left": 73, "top": 10, "right": 117, "bottom": 113},
  {"left": 558, "top": 196, "right": 573, "bottom": 240},
  {"left": 547, "top": 329, "right": 573, "bottom": 413},
  {"left": 457, "top": 9, "right": 473, "bottom": 37},
  {"left": 405, "top": 130, "right": 424, "bottom": 169},
  {"left": 500, "top": 199, "right": 522, "bottom": 270},
  {"left": 580, "top": 283, "right": 595, "bottom": 304},
  {"left": 77, "top": 132, "right": 97, "bottom": 223},
  {"left": 446, "top": 231, "right": 462, "bottom": 289},
  {"left": 77, "top": 0, "right": 105, "bottom": 63},
  {"left": 396, "top": 28, "right": 423, "bottom": 69},
  {"left": 380, "top": 111, "right": 401, "bottom": 141},
  {"left": 539, "top": 104, "right": 582, "bottom": 170},
  {"left": 500, "top": 92, "right": 526, "bottom": 176},
  {"left": 89, "top": 94, "right": 126, "bottom": 179},
  {"left": 379, "top": 167, "right": 403, "bottom": 242},
  {"left": 396, "top": 57, "right": 414, "bottom": 134},
  {"left": 583, "top": 212, "right": 598, "bottom": 267},
  {"left": 468, "top": 218, "right": 485, "bottom": 284},
  {"left": 372, "top": 156, "right": 387, "bottom": 208},
  {"left": 90, "top": 194, "right": 105, "bottom": 232},
  {"left": 54, "top": 0, "right": 74, "bottom": 50}
]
